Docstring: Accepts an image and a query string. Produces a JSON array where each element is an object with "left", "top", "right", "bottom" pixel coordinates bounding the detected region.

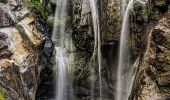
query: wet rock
[{"left": 42, "top": 40, "right": 54, "bottom": 58}]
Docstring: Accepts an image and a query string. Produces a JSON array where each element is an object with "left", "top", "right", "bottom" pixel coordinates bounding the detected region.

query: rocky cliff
[
  {"left": 0, "top": 0, "right": 49, "bottom": 99},
  {"left": 129, "top": 0, "right": 170, "bottom": 99},
  {"left": 1, "top": 0, "right": 170, "bottom": 100},
  {"left": 71, "top": 0, "right": 170, "bottom": 99},
  {"left": 71, "top": 0, "right": 121, "bottom": 99}
]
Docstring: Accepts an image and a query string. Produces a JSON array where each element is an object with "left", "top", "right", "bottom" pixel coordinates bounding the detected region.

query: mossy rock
[
  {"left": 0, "top": 93, "right": 5, "bottom": 100},
  {"left": 0, "top": 88, "right": 5, "bottom": 100},
  {"left": 165, "top": 55, "right": 170, "bottom": 64}
]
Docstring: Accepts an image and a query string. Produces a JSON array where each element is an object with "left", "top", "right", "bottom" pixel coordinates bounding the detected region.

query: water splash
[
  {"left": 52, "top": 0, "right": 73, "bottom": 100},
  {"left": 89, "top": 0, "right": 102, "bottom": 99}
]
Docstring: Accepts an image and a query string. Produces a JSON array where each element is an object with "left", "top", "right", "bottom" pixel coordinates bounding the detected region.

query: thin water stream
[
  {"left": 89, "top": 0, "right": 102, "bottom": 99},
  {"left": 116, "top": 0, "right": 146, "bottom": 100}
]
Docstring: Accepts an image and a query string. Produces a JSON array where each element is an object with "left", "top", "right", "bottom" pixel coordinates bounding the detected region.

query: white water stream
[
  {"left": 52, "top": 0, "right": 73, "bottom": 100},
  {"left": 116, "top": 0, "right": 134, "bottom": 100},
  {"left": 89, "top": 0, "right": 102, "bottom": 99},
  {"left": 116, "top": 0, "right": 146, "bottom": 100}
]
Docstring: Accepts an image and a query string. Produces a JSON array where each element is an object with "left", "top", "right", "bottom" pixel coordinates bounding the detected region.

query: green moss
[
  {"left": 0, "top": 93, "right": 5, "bottom": 100},
  {"left": 141, "top": 7, "right": 150, "bottom": 16},
  {"left": 168, "top": 5, "right": 170, "bottom": 12},
  {"left": 129, "top": 36, "right": 135, "bottom": 47},
  {"left": 166, "top": 55, "right": 170, "bottom": 61},
  {"left": 0, "top": 88, "right": 5, "bottom": 100},
  {"left": 165, "top": 55, "right": 170, "bottom": 65},
  {"left": 141, "top": 6, "right": 158, "bottom": 17}
]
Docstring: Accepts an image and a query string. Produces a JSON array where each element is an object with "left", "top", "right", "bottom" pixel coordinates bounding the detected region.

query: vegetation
[
  {"left": 141, "top": 7, "right": 150, "bottom": 16},
  {"left": 141, "top": 5, "right": 158, "bottom": 17},
  {"left": 168, "top": 5, "right": 170, "bottom": 13},
  {"left": 31, "top": 0, "right": 48, "bottom": 20},
  {"left": 165, "top": 55, "right": 170, "bottom": 64},
  {"left": 30, "top": 0, "right": 52, "bottom": 24},
  {"left": 0, "top": 88, "right": 5, "bottom": 100}
]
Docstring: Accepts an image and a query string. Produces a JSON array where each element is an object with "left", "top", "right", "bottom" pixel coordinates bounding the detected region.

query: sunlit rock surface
[
  {"left": 139, "top": 14, "right": 170, "bottom": 100},
  {"left": 0, "top": 0, "right": 47, "bottom": 99},
  {"left": 130, "top": 13, "right": 170, "bottom": 100}
]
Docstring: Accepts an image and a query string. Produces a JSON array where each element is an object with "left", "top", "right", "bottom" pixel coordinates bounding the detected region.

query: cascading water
[
  {"left": 116, "top": 0, "right": 134, "bottom": 100},
  {"left": 89, "top": 0, "right": 102, "bottom": 99},
  {"left": 116, "top": 0, "right": 146, "bottom": 100},
  {"left": 121, "top": 0, "right": 127, "bottom": 15},
  {"left": 52, "top": 0, "right": 73, "bottom": 100}
]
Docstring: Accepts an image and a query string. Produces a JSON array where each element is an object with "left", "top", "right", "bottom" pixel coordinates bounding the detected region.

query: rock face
[
  {"left": 71, "top": 0, "right": 170, "bottom": 99},
  {"left": 129, "top": 0, "right": 170, "bottom": 99},
  {"left": 0, "top": 0, "right": 47, "bottom": 99},
  {"left": 1, "top": 0, "right": 169, "bottom": 99},
  {"left": 36, "top": 0, "right": 170, "bottom": 99},
  {"left": 131, "top": 14, "right": 170, "bottom": 100},
  {"left": 71, "top": 0, "right": 120, "bottom": 99}
]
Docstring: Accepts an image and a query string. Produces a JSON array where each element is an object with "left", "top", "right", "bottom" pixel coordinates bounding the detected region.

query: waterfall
[
  {"left": 52, "top": 0, "right": 73, "bottom": 100},
  {"left": 116, "top": 0, "right": 146, "bottom": 99},
  {"left": 121, "top": 0, "right": 127, "bottom": 15},
  {"left": 116, "top": 0, "right": 134, "bottom": 100},
  {"left": 89, "top": 0, "right": 102, "bottom": 99}
]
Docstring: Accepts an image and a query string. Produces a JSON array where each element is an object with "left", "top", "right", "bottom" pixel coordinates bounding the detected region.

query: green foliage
[
  {"left": 141, "top": 6, "right": 158, "bottom": 17},
  {"left": 31, "top": 0, "right": 47, "bottom": 20},
  {"left": 141, "top": 7, "right": 150, "bottom": 16},
  {"left": 30, "top": 0, "right": 53, "bottom": 24},
  {"left": 46, "top": 3, "right": 53, "bottom": 14},
  {"left": 0, "top": 88, "right": 5, "bottom": 100},
  {"left": 165, "top": 55, "right": 170, "bottom": 67},
  {"left": 168, "top": 5, "right": 170, "bottom": 12},
  {"left": 0, "top": 93, "right": 5, "bottom": 100},
  {"left": 165, "top": 55, "right": 170, "bottom": 65}
]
